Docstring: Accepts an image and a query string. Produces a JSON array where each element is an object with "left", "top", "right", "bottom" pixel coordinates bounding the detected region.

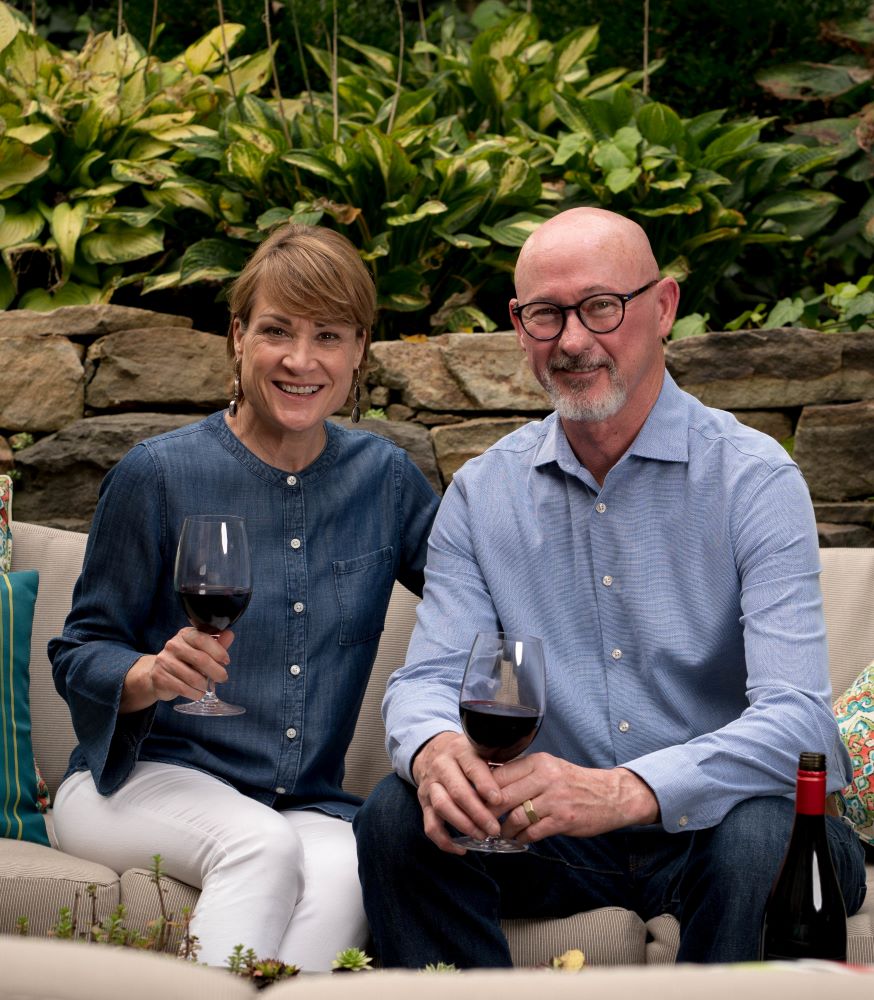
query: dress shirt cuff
[
  {"left": 392, "top": 721, "right": 464, "bottom": 785},
  {"left": 622, "top": 746, "right": 724, "bottom": 833}
]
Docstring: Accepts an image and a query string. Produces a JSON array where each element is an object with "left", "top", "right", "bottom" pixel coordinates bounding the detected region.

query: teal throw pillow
[{"left": 1, "top": 569, "right": 50, "bottom": 846}]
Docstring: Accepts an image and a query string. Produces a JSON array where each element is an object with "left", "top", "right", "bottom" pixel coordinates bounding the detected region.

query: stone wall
[{"left": 2, "top": 305, "right": 873, "bottom": 545}]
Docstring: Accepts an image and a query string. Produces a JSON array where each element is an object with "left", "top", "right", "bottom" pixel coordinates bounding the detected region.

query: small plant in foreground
[
  {"left": 422, "top": 961, "right": 459, "bottom": 972},
  {"left": 226, "top": 945, "right": 300, "bottom": 989},
  {"left": 332, "top": 947, "right": 374, "bottom": 972}
]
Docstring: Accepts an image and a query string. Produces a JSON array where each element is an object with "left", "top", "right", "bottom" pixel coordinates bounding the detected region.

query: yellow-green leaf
[
  {"left": 386, "top": 201, "right": 447, "bottom": 226},
  {"left": 180, "top": 24, "right": 246, "bottom": 75},
  {"left": 214, "top": 46, "right": 275, "bottom": 97},
  {"left": 0, "top": 207, "right": 44, "bottom": 249},
  {"left": 111, "top": 159, "right": 178, "bottom": 185},
  {"left": 0, "top": 2, "right": 31, "bottom": 53},
  {"left": 50, "top": 201, "right": 89, "bottom": 276},
  {"left": 479, "top": 212, "right": 548, "bottom": 247},
  {"left": 133, "top": 112, "right": 197, "bottom": 134},
  {"left": 81, "top": 223, "right": 165, "bottom": 264},
  {"left": 0, "top": 136, "right": 50, "bottom": 197},
  {"left": 6, "top": 123, "right": 52, "bottom": 144}
]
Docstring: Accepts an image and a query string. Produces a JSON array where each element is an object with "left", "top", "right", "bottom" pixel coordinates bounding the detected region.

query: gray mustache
[{"left": 547, "top": 357, "right": 611, "bottom": 374}]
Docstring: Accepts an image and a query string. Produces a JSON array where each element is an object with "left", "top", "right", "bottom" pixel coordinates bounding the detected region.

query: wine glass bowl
[
  {"left": 455, "top": 631, "right": 546, "bottom": 853},
  {"left": 173, "top": 515, "right": 252, "bottom": 717}
]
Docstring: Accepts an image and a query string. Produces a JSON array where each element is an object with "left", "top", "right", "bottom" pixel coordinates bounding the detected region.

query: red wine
[
  {"left": 460, "top": 700, "right": 542, "bottom": 764},
  {"left": 759, "top": 751, "right": 847, "bottom": 962},
  {"left": 177, "top": 586, "right": 252, "bottom": 634}
]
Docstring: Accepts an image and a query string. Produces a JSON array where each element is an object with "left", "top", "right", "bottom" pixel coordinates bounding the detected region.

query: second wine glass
[
  {"left": 455, "top": 630, "right": 546, "bottom": 853},
  {"left": 173, "top": 515, "right": 252, "bottom": 717}
]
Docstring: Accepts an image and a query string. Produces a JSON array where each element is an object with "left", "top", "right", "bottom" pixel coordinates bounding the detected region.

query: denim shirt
[
  {"left": 385, "top": 372, "right": 852, "bottom": 831},
  {"left": 50, "top": 412, "right": 438, "bottom": 818}
]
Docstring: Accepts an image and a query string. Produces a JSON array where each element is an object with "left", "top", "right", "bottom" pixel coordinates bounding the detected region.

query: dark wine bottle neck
[{"left": 795, "top": 768, "right": 826, "bottom": 816}]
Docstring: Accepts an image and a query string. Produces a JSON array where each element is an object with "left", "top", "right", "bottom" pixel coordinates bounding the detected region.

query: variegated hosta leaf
[
  {"left": 214, "top": 46, "right": 276, "bottom": 97},
  {"left": 282, "top": 151, "right": 350, "bottom": 187},
  {"left": 0, "top": 136, "right": 50, "bottom": 196},
  {"left": 179, "top": 238, "right": 249, "bottom": 285},
  {"left": 80, "top": 223, "right": 165, "bottom": 264},
  {"left": 495, "top": 156, "right": 542, "bottom": 205},
  {"left": 179, "top": 24, "right": 246, "bottom": 75},
  {"left": 378, "top": 265, "right": 431, "bottom": 311},
  {"left": 354, "top": 127, "right": 417, "bottom": 196},
  {"left": 127, "top": 137, "right": 174, "bottom": 161},
  {"left": 226, "top": 141, "right": 271, "bottom": 185},
  {"left": 153, "top": 125, "right": 219, "bottom": 146},
  {"left": 479, "top": 211, "right": 550, "bottom": 247},
  {"left": 386, "top": 201, "right": 447, "bottom": 226},
  {"left": 73, "top": 97, "right": 123, "bottom": 150},
  {"left": 111, "top": 159, "right": 178, "bottom": 185},
  {"left": 554, "top": 24, "right": 599, "bottom": 80},
  {"left": 256, "top": 206, "right": 324, "bottom": 230},
  {"left": 0, "top": 2, "right": 32, "bottom": 53},
  {"left": 19, "top": 281, "right": 104, "bottom": 311},
  {"left": 99, "top": 206, "right": 164, "bottom": 227},
  {"left": 142, "top": 270, "right": 182, "bottom": 294},
  {"left": 78, "top": 31, "right": 145, "bottom": 82},
  {"left": 143, "top": 180, "right": 215, "bottom": 218},
  {"left": 433, "top": 228, "right": 490, "bottom": 250},
  {"left": 227, "top": 122, "right": 283, "bottom": 156},
  {"left": 133, "top": 112, "right": 197, "bottom": 134},
  {"left": 6, "top": 123, "right": 51, "bottom": 144},
  {"left": 50, "top": 201, "right": 89, "bottom": 276},
  {"left": 0, "top": 207, "right": 44, "bottom": 249}
]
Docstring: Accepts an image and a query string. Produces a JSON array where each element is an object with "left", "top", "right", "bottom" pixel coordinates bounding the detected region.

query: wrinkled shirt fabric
[
  {"left": 384, "top": 372, "right": 851, "bottom": 832},
  {"left": 51, "top": 412, "right": 438, "bottom": 819}
]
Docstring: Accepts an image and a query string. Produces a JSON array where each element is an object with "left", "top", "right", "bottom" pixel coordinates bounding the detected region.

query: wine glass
[
  {"left": 173, "top": 515, "right": 252, "bottom": 717},
  {"left": 455, "top": 631, "right": 546, "bottom": 853}
]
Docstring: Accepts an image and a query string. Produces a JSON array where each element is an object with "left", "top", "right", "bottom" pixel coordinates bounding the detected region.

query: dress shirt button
[
  {"left": 285, "top": 728, "right": 297, "bottom": 740},
  {"left": 678, "top": 815, "right": 689, "bottom": 828},
  {"left": 293, "top": 601, "right": 305, "bottom": 613},
  {"left": 276, "top": 786, "right": 286, "bottom": 794},
  {"left": 611, "top": 648, "right": 622, "bottom": 660},
  {"left": 289, "top": 664, "right": 301, "bottom": 676},
  {"left": 618, "top": 720, "right": 630, "bottom": 733},
  {"left": 286, "top": 475, "right": 297, "bottom": 486},
  {"left": 290, "top": 538, "right": 301, "bottom": 549},
  {"left": 602, "top": 575, "right": 613, "bottom": 587},
  {"left": 595, "top": 502, "right": 607, "bottom": 514}
]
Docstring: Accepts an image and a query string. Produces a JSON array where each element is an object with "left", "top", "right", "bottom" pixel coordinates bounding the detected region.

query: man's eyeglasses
[{"left": 512, "top": 279, "right": 660, "bottom": 340}]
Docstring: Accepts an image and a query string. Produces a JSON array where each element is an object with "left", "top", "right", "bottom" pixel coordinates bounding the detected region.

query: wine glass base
[
  {"left": 174, "top": 698, "right": 246, "bottom": 716},
  {"left": 453, "top": 835, "right": 528, "bottom": 853}
]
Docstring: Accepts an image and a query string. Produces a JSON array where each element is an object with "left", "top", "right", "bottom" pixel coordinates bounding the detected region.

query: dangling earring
[
  {"left": 229, "top": 359, "right": 241, "bottom": 417},
  {"left": 351, "top": 368, "right": 361, "bottom": 423}
]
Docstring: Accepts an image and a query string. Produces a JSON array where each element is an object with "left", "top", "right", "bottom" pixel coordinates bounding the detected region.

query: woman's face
[{"left": 233, "top": 290, "right": 365, "bottom": 443}]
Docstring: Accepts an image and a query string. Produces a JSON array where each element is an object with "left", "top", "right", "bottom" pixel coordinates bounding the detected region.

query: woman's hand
[
  {"left": 119, "top": 628, "right": 235, "bottom": 713},
  {"left": 491, "top": 753, "right": 660, "bottom": 843},
  {"left": 411, "top": 731, "right": 505, "bottom": 854}
]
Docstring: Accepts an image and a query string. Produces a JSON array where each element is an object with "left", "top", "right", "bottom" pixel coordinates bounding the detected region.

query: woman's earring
[
  {"left": 351, "top": 368, "right": 361, "bottom": 424},
  {"left": 229, "top": 360, "right": 241, "bottom": 417}
]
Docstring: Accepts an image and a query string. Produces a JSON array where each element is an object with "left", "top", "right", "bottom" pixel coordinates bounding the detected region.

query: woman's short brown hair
[{"left": 226, "top": 224, "right": 376, "bottom": 361}]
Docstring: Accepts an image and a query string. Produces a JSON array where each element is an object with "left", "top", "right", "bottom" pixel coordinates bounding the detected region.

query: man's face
[{"left": 509, "top": 225, "right": 674, "bottom": 429}]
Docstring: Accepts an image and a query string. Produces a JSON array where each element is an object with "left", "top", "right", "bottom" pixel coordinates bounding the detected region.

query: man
[{"left": 353, "top": 207, "right": 866, "bottom": 966}]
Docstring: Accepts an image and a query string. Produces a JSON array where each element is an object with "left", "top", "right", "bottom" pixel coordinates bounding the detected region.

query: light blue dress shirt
[
  {"left": 50, "top": 412, "right": 438, "bottom": 818},
  {"left": 384, "top": 371, "right": 852, "bottom": 832}
]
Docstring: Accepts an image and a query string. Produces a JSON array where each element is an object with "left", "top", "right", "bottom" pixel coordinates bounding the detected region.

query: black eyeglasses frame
[{"left": 512, "top": 279, "right": 661, "bottom": 341}]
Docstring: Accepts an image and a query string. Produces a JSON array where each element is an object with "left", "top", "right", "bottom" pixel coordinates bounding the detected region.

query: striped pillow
[{"left": 1, "top": 569, "right": 50, "bottom": 845}]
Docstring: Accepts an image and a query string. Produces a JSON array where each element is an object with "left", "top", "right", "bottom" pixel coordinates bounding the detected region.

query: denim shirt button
[
  {"left": 293, "top": 601, "right": 305, "bottom": 613},
  {"left": 290, "top": 538, "right": 301, "bottom": 550},
  {"left": 289, "top": 664, "right": 301, "bottom": 676},
  {"left": 285, "top": 728, "right": 297, "bottom": 740},
  {"left": 275, "top": 786, "right": 286, "bottom": 794},
  {"left": 286, "top": 475, "right": 297, "bottom": 486}
]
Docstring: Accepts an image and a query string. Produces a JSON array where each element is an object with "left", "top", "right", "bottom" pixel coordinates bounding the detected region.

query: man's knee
[
  {"left": 692, "top": 796, "right": 793, "bottom": 887},
  {"left": 353, "top": 774, "right": 421, "bottom": 857}
]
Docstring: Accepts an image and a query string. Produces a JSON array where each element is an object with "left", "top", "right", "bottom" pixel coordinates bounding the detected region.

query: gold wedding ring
[{"left": 523, "top": 799, "right": 540, "bottom": 825}]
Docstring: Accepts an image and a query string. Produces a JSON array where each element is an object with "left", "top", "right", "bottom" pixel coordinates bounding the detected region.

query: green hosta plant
[{"left": 0, "top": 3, "right": 266, "bottom": 311}]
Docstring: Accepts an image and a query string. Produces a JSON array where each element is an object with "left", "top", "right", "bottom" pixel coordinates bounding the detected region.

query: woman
[{"left": 49, "top": 224, "right": 439, "bottom": 969}]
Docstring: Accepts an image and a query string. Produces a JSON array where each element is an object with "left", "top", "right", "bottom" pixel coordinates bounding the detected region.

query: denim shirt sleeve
[{"left": 49, "top": 445, "right": 164, "bottom": 794}]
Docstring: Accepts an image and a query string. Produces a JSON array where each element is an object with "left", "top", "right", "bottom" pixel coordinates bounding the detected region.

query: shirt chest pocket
[{"left": 333, "top": 546, "right": 395, "bottom": 645}]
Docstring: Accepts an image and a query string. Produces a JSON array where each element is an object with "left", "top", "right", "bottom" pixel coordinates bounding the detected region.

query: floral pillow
[
  {"left": 834, "top": 661, "right": 874, "bottom": 847},
  {"left": 0, "top": 474, "right": 11, "bottom": 573}
]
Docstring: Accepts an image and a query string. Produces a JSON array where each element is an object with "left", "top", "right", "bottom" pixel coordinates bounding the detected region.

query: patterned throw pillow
[
  {"left": 1, "top": 569, "right": 50, "bottom": 845},
  {"left": 0, "top": 474, "right": 11, "bottom": 573},
  {"left": 834, "top": 661, "right": 874, "bottom": 847}
]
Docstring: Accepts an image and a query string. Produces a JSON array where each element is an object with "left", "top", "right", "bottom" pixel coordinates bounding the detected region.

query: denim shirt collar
[{"left": 205, "top": 411, "right": 343, "bottom": 487}]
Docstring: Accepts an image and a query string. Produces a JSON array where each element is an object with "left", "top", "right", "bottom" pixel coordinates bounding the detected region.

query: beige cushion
[
  {"left": 1, "top": 936, "right": 254, "bottom": 999},
  {"left": 0, "top": 838, "right": 119, "bottom": 936},
  {"left": 820, "top": 547, "right": 874, "bottom": 696},
  {"left": 10, "top": 520, "right": 87, "bottom": 797}
]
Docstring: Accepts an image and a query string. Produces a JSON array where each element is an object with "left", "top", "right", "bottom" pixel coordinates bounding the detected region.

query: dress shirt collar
[{"left": 533, "top": 369, "right": 690, "bottom": 478}]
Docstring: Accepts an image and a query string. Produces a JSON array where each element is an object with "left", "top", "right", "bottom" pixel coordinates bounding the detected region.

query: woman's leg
[
  {"left": 53, "top": 763, "right": 304, "bottom": 965},
  {"left": 275, "top": 809, "right": 368, "bottom": 971}
]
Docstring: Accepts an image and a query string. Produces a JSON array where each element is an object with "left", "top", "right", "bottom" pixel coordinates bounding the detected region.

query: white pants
[{"left": 53, "top": 763, "right": 368, "bottom": 970}]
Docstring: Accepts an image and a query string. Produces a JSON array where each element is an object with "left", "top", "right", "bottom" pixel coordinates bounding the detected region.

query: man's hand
[
  {"left": 120, "top": 628, "right": 234, "bottom": 713},
  {"left": 411, "top": 731, "right": 506, "bottom": 854},
  {"left": 492, "top": 753, "right": 660, "bottom": 843}
]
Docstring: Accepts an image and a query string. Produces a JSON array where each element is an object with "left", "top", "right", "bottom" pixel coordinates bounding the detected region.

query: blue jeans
[{"left": 353, "top": 774, "right": 867, "bottom": 967}]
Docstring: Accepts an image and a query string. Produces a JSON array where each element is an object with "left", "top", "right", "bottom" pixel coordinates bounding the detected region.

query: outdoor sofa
[{"left": 2, "top": 519, "right": 873, "bottom": 969}]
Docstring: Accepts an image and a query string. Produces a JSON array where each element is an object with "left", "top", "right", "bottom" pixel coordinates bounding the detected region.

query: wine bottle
[{"left": 759, "top": 751, "right": 847, "bottom": 961}]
